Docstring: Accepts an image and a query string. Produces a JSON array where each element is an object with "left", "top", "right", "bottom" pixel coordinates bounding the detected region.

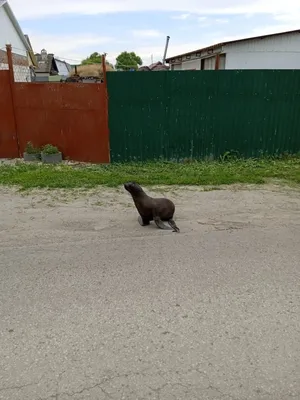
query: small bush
[
  {"left": 42, "top": 144, "right": 60, "bottom": 155},
  {"left": 24, "top": 142, "right": 41, "bottom": 154}
]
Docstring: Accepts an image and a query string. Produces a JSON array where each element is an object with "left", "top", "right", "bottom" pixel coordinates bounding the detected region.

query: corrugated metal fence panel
[
  {"left": 0, "top": 71, "right": 19, "bottom": 158},
  {"left": 107, "top": 70, "right": 300, "bottom": 162},
  {"left": 13, "top": 82, "right": 110, "bottom": 163}
]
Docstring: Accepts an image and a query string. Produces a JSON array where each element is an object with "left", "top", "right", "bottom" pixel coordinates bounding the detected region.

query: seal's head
[{"left": 124, "top": 182, "right": 144, "bottom": 195}]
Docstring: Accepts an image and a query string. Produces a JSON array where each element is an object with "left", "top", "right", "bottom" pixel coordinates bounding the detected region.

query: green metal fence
[{"left": 107, "top": 70, "right": 300, "bottom": 162}]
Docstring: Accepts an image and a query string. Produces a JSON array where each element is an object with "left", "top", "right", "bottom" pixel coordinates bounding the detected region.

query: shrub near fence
[{"left": 107, "top": 70, "right": 300, "bottom": 162}]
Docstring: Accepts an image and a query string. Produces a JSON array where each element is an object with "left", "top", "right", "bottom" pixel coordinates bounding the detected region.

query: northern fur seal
[{"left": 124, "top": 182, "right": 180, "bottom": 232}]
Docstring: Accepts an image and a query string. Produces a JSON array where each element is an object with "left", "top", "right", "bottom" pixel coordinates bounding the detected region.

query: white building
[
  {"left": 166, "top": 29, "right": 300, "bottom": 71},
  {"left": 0, "top": 0, "right": 36, "bottom": 81}
]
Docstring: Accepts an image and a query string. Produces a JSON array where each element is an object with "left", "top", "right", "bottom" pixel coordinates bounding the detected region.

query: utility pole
[{"left": 162, "top": 36, "right": 170, "bottom": 65}]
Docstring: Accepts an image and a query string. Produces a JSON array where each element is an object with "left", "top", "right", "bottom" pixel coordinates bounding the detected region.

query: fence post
[
  {"left": 6, "top": 44, "right": 21, "bottom": 158},
  {"left": 102, "top": 53, "right": 110, "bottom": 163}
]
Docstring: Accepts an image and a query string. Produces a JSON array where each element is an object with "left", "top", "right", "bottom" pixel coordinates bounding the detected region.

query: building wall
[
  {"left": 172, "top": 64, "right": 182, "bottom": 71},
  {"left": 224, "top": 33, "right": 300, "bottom": 69},
  {"left": 0, "top": 50, "right": 31, "bottom": 81},
  {"left": 0, "top": 6, "right": 31, "bottom": 81},
  {"left": 225, "top": 51, "right": 300, "bottom": 69},
  {"left": 168, "top": 46, "right": 222, "bottom": 71},
  {"left": 172, "top": 57, "right": 218, "bottom": 70},
  {"left": 13, "top": 65, "right": 31, "bottom": 82},
  {"left": 203, "top": 56, "right": 216, "bottom": 70},
  {"left": 35, "top": 72, "right": 50, "bottom": 77},
  {"left": 0, "top": 63, "right": 32, "bottom": 81},
  {"left": 0, "top": 6, "right": 27, "bottom": 57},
  {"left": 49, "top": 75, "right": 63, "bottom": 82},
  {"left": 179, "top": 59, "right": 200, "bottom": 70},
  {"left": 219, "top": 54, "right": 226, "bottom": 69},
  {"left": 168, "top": 32, "right": 300, "bottom": 70},
  {"left": 0, "top": 49, "right": 8, "bottom": 68},
  {"left": 34, "top": 75, "right": 49, "bottom": 82}
]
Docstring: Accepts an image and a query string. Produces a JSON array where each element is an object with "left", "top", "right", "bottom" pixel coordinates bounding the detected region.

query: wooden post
[
  {"left": 6, "top": 44, "right": 21, "bottom": 158},
  {"left": 6, "top": 44, "right": 15, "bottom": 83},
  {"left": 101, "top": 53, "right": 107, "bottom": 83}
]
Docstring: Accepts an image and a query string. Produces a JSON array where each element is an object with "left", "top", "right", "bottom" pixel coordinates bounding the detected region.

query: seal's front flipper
[
  {"left": 168, "top": 219, "right": 180, "bottom": 233},
  {"left": 154, "top": 216, "right": 169, "bottom": 230},
  {"left": 138, "top": 216, "right": 150, "bottom": 226}
]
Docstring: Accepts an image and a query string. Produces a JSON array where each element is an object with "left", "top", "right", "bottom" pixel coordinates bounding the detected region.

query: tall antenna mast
[{"left": 162, "top": 36, "right": 170, "bottom": 65}]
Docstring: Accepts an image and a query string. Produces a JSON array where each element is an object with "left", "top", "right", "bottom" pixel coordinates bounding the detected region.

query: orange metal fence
[
  {"left": 0, "top": 45, "right": 110, "bottom": 163},
  {"left": 0, "top": 70, "right": 19, "bottom": 158}
]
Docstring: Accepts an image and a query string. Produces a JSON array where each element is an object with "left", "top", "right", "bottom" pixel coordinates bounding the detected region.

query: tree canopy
[
  {"left": 81, "top": 52, "right": 114, "bottom": 68},
  {"left": 115, "top": 51, "right": 143, "bottom": 71}
]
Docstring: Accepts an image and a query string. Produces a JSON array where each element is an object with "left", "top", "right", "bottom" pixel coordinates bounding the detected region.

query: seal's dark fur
[{"left": 124, "top": 182, "right": 180, "bottom": 232}]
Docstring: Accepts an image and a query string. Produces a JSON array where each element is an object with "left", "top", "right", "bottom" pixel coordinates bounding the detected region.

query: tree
[
  {"left": 81, "top": 52, "right": 114, "bottom": 69},
  {"left": 115, "top": 51, "right": 142, "bottom": 71},
  {"left": 82, "top": 52, "right": 102, "bottom": 65}
]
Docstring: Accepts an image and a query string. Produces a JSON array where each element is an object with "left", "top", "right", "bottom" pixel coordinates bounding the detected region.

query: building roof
[
  {"left": 24, "top": 34, "right": 33, "bottom": 50},
  {"left": 34, "top": 50, "right": 59, "bottom": 75},
  {"left": 138, "top": 66, "right": 151, "bottom": 71},
  {"left": 0, "top": 0, "right": 37, "bottom": 66},
  {"left": 35, "top": 54, "right": 71, "bottom": 76},
  {"left": 149, "top": 61, "right": 169, "bottom": 71},
  {"left": 55, "top": 58, "right": 73, "bottom": 76},
  {"left": 138, "top": 61, "right": 169, "bottom": 71},
  {"left": 165, "top": 28, "right": 300, "bottom": 62}
]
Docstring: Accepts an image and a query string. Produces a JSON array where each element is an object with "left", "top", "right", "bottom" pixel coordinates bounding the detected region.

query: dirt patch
[{"left": 1, "top": 184, "right": 300, "bottom": 238}]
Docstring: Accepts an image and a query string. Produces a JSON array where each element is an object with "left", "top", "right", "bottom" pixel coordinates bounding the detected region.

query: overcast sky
[{"left": 8, "top": 0, "right": 300, "bottom": 65}]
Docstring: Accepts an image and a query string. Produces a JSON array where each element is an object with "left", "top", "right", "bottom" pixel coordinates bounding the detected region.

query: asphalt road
[{"left": 1, "top": 186, "right": 300, "bottom": 400}]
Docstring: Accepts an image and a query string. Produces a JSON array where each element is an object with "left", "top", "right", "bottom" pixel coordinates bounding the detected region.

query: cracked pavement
[{"left": 0, "top": 185, "right": 300, "bottom": 400}]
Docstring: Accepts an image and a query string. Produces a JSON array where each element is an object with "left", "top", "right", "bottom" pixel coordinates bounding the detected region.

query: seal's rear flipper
[
  {"left": 154, "top": 217, "right": 170, "bottom": 230},
  {"left": 168, "top": 219, "right": 180, "bottom": 233}
]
